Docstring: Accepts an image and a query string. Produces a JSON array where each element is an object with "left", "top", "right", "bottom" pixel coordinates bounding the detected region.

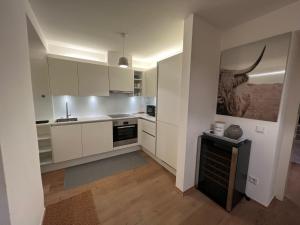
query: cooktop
[{"left": 108, "top": 114, "right": 133, "bottom": 119}]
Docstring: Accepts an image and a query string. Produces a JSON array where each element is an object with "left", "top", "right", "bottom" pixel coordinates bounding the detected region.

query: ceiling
[{"left": 29, "top": 0, "right": 297, "bottom": 65}]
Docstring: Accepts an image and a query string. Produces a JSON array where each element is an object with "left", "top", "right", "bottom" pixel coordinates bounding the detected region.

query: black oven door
[{"left": 113, "top": 124, "right": 138, "bottom": 147}]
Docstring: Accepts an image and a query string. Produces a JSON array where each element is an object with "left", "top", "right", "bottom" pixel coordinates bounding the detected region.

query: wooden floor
[{"left": 42, "top": 151, "right": 300, "bottom": 225}]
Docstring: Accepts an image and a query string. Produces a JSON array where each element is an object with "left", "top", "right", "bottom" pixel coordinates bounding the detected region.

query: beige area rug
[{"left": 43, "top": 191, "right": 99, "bottom": 225}]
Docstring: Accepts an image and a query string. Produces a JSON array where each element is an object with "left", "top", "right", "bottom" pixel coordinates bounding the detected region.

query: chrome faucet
[{"left": 66, "top": 102, "right": 71, "bottom": 119}]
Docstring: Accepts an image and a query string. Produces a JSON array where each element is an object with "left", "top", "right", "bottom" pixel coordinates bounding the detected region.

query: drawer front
[
  {"left": 141, "top": 119, "right": 156, "bottom": 136},
  {"left": 141, "top": 131, "right": 156, "bottom": 155}
]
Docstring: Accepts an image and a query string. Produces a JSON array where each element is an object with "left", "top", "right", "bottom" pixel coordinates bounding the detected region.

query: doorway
[{"left": 285, "top": 110, "right": 300, "bottom": 206}]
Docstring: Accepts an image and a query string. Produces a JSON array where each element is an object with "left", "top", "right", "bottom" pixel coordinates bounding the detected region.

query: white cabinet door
[
  {"left": 141, "top": 119, "right": 156, "bottom": 136},
  {"left": 51, "top": 124, "right": 82, "bottom": 163},
  {"left": 109, "top": 66, "right": 134, "bottom": 92},
  {"left": 144, "top": 67, "right": 157, "bottom": 97},
  {"left": 157, "top": 54, "right": 182, "bottom": 125},
  {"left": 81, "top": 121, "right": 113, "bottom": 156},
  {"left": 156, "top": 121, "right": 178, "bottom": 169},
  {"left": 48, "top": 58, "right": 78, "bottom": 96},
  {"left": 141, "top": 131, "right": 156, "bottom": 155},
  {"left": 78, "top": 62, "right": 109, "bottom": 96}
]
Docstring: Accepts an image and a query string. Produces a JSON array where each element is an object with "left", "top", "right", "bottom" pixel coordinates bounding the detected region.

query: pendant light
[{"left": 118, "top": 32, "right": 129, "bottom": 68}]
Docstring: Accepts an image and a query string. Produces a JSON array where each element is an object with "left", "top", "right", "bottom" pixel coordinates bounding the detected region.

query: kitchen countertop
[{"left": 48, "top": 113, "right": 156, "bottom": 126}]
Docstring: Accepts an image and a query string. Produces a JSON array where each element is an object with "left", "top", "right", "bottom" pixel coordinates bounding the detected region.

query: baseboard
[
  {"left": 141, "top": 147, "right": 176, "bottom": 175},
  {"left": 175, "top": 186, "right": 196, "bottom": 196},
  {"left": 41, "top": 145, "right": 141, "bottom": 173}
]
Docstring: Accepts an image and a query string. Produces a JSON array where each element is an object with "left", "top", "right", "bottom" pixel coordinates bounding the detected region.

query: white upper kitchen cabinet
[
  {"left": 157, "top": 54, "right": 182, "bottom": 125},
  {"left": 81, "top": 121, "right": 113, "bottom": 157},
  {"left": 78, "top": 62, "right": 109, "bottom": 96},
  {"left": 144, "top": 67, "right": 157, "bottom": 97},
  {"left": 109, "top": 66, "right": 134, "bottom": 92},
  {"left": 51, "top": 124, "right": 82, "bottom": 163},
  {"left": 48, "top": 57, "right": 78, "bottom": 96}
]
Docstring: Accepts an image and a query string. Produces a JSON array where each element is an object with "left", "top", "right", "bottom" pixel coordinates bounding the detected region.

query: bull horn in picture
[{"left": 235, "top": 45, "right": 266, "bottom": 75}]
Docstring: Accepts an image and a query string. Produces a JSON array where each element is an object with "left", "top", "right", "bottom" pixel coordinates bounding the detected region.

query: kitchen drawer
[
  {"left": 141, "top": 119, "right": 156, "bottom": 137},
  {"left": 141, "top": 131, "right": 156, "bottom": 155}
]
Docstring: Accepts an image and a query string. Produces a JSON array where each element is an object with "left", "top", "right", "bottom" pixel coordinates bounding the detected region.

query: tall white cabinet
[{"left": 156, "top": 54, "right": 182, "bottom": 169}]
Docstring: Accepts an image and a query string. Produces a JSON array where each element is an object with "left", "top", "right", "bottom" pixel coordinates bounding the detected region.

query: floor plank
[{"left": 42, "top": 151, "right": 300, "bottom": 225}]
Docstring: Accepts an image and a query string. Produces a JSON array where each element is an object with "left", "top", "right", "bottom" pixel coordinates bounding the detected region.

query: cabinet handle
[
  {"left": 142, "top": 130, "right": 155, "bottom": 137},
  {"left": 117, "top": 125, "right": 135, "bottom": 129}
]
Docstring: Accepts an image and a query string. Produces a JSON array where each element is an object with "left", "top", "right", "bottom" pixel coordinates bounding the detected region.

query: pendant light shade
[
  {"left": 118, "top": 56, "right": 129, "bottom": 68},
  {"left": 118, "top": 32, "right": 129, "bottom": 68}
]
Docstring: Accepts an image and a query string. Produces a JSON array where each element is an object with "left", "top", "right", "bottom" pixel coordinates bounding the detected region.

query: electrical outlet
[
  {"left": 255, "top": 126, "right": 265, "bottom": 134},
  {"left": 248, "top": 176, "right": 258, "bottom": 185}
]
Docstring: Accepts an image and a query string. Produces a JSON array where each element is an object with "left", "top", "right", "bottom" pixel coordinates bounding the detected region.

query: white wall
[
  {"left": 176, "top": 14, "right": 221, "bottom": 191},
  {"left": 217, "top": 0, "right": 300, "bottom": 206},
  {"left": 52, "top": 95, "right": 155, "bottom": 119},
  {"left": 221, "top": 0, "right": 300, "bottom": 50},
  {"left": 27, "top": 18, "right": 53, "bottom": 121},
  {"left": 0, "top": 146, "right": 10, "bottom": 225},
  {"left": 0, "top": 0, "right": 45, "bottom": 225},
  {"left": 275, "top": 31, "right": 300, "bottom": 200}
]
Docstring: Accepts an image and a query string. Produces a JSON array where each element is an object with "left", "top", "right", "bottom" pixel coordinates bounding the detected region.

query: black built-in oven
[{"left": 113, "top": 118, "right": 138, "bottom": 147}]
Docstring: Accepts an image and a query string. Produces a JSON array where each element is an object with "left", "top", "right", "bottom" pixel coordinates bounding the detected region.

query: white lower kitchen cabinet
[
  {"left": 81, "top": 121, "right": 113, "bottom": 156},
  {"left": 138, "top": 119, "right": 156, "bottom": 155},
  {"left": 51, "top": 124, "right": 82, "bottom": 163},
  {"left": 141, "top": 119, "right": 156, "bottom": 136},
  {"left": 141, "top": 131, "right": 156, "bottom": 155},
  {"left": 156, "top": 121, "right": 178, "bottom": 169}
]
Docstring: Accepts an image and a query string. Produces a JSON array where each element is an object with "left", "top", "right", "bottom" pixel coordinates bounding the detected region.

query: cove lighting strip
[{"left": 249, "top": 70, "right": 286, "bottom": 77}]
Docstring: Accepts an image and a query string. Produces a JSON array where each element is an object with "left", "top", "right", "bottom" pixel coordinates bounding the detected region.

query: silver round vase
[{"left": 224, "top": 125, "right": 243, "bottom": 140}]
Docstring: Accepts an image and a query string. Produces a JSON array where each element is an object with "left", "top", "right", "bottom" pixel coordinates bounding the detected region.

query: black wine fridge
[{"left": 197, "top": 133, "right": 251, "bottom": 211}]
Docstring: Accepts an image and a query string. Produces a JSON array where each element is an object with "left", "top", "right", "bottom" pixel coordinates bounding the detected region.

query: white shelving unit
[
  {"left": 36, "top": 123, "right": 53, "bottom": 166},
  {"left": 134, "top": 71, "right": 143, "bottom": 96}
]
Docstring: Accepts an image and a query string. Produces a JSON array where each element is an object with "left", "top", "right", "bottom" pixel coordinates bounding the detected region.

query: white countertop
[{"left": 47, "top": 113, "right": 156, "bottom": 126}]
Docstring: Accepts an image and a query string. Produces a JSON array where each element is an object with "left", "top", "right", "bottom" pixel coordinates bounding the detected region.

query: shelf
[
  {"left": 134, "top": 79, "right": 142, "bottom": 81},
  {"left": 39, "top": 147, "right": 52, "bottom": 154},
  {"left": 38, "top": 134, "right": 51, "bottom": 141}
]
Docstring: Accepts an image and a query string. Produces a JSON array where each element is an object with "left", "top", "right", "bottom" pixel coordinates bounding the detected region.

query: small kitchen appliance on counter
[{"left": 146, "top": 105, "right": 156, "bottom": 117}]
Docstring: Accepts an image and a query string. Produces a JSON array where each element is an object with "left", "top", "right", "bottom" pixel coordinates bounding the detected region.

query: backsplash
[{"left": 52, "top": 94, "right": 156, "bottom": 119}]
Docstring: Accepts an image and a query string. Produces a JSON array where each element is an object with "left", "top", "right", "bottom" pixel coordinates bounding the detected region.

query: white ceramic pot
[{"left": 214, "top": 121, "right": 225, "bottom": 136}]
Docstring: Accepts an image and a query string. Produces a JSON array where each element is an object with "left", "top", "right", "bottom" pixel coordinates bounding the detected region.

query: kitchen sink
[{"left": 55, "top": 118, "right": 78, "bottom": 123}]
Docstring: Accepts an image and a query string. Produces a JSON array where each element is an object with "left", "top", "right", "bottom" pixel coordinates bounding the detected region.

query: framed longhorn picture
[{"left": 216, "top": 33, "right": 291, "bottom": 122}]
